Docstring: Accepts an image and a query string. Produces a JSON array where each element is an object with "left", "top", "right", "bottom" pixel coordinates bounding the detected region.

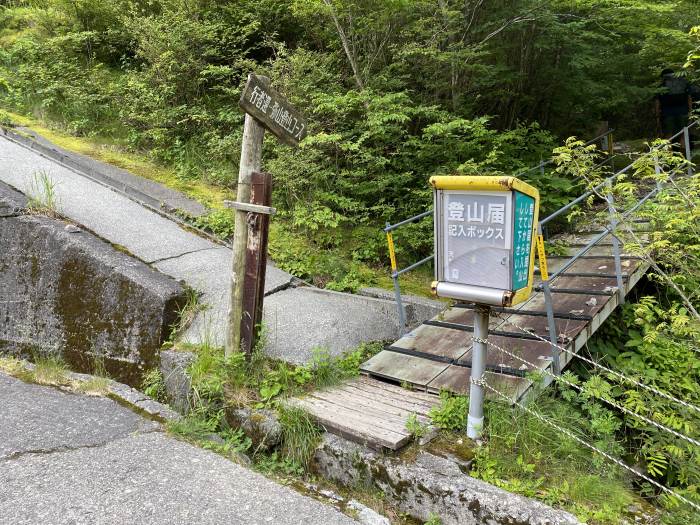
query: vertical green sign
[{"left": 512, "top": 191, "right": 535, "bottom": 289}]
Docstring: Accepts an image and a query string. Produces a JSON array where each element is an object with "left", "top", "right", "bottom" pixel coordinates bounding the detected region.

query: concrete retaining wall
[{"left": 0, "top": 181, "right": 186, "bottom": 384}]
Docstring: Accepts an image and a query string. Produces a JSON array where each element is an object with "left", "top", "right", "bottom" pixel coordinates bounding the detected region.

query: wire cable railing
[
  {"left": 384, "top": 122, "right": 697, "bottom": 335},
  {"left": 480, "top": 378, "right": 700, "bottom": 513}
]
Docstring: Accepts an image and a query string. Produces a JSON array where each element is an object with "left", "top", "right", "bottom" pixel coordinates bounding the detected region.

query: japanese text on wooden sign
[{"left": 239, "top": 74, "right": 307, "bottom": 147}]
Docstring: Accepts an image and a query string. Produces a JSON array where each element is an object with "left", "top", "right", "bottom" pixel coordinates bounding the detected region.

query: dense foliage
[{"left": 0, "top": 0, "right": 698, "bottom": 272}]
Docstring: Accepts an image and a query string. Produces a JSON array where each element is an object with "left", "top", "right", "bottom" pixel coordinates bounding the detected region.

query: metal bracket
[{"left": 224, "top": 200, "right": 277, "bottom": 215}]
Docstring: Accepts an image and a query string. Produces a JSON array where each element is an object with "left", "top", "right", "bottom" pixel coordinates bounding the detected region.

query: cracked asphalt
[
  {"left": 0, "top": 132, "right": 401, "bottom": 364},
  {"left": 0, "top": 373, "right": 356, "bottom": 525}
]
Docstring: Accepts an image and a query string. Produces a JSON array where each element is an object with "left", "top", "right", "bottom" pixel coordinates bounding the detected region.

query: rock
[
  {"left": 320, "top": 489, "right": 344, "bottom": 502},
  {"left": 347, "top": 500, "right": 391, "bottom": 525},
  {"left": 0, "top": 182, "right": 27, "bottom": 217},
  {"left": 313, "top": 434, "right": 582, "bottom": 525},
  {"left": 226, "top": 408, "right": 282, "bottom": 451},
  {"left": 233, "top": 451, "right": 253, "bottom": 467},
  {"left": 64, "top": 224, "right": 81, "bottom": 233},
  {"left": 0, "top": 181, "right": 187, "bottom": 386},
  {"left": 159, "top": 349, "right": 195, "bottom": 413},
  {"left": 204, "top": 433, "right": 226, "bottom": 446},
  {"left": 418, "top": 425, "right": 440, "bottom": 446}
]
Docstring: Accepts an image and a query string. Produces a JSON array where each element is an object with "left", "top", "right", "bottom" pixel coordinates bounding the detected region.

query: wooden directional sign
[{"left": 239, "top": 74, "right": 307, "bottom": 147}]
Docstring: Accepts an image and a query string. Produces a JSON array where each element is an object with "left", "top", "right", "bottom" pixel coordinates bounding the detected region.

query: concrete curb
[
  {"left": 5, "top": 360, "right": 180, "bottom": 422},
  {"left": 314, "top": 433, "right": 582, "bottom": 525}
]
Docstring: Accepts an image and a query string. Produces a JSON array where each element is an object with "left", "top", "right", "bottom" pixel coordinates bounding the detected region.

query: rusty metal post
[{"left": 239, "top": 171, "right": 272, "bottom": 356}]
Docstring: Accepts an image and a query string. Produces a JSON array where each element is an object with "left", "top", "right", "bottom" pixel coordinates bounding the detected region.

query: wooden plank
[
  {"left": 307, "top": 390, "right": 429, "bottom": 428},
  {"left": 355, "top": 375, "right": 440, "bottom": 403},
  {"left": 348, "top": 377, "right": 439, "bottom": 410},
  {"left": 290, "top": 397, "right": 410, "bottom": 450},
  {"left": 427, "top": 367, "right": 530, "bottom": 400},
  {"left": 360, "top": 351, "right": 450, "bottom": 388},
  {"left": 459, "top": 335, "right": 552, "bottom": 373},
  {"left": 338, "top": 384, "right": 437, "bottom": 417},
  {"left": 392, "top": 322, "right": 472, "bottom": 359}
]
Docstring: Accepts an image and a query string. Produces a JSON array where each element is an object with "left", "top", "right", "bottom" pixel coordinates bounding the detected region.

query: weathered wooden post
[
  {"left": 225, "top": 77, "right": 267, "bottom": 358},
  {"left": 239, "top": 171, "right": 272, "bottom": 355},
  {"left": 225, "top": 73, "right": 307, "bottom": 358}
]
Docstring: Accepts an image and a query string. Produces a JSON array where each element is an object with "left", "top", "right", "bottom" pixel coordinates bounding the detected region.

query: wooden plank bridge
[
  {"left": 291, "top": 125, "right": 694, "bottom": 451},
  {"left": 359, "top": 226, "right": 650, "bottom": 402},
  {"left": 293, "top": 224, "right": 651, "bottom": 451}
]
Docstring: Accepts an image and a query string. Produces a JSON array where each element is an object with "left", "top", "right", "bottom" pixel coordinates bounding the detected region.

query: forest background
[{"left": 0, "top": 0, "right": 698, "bottom": 291}]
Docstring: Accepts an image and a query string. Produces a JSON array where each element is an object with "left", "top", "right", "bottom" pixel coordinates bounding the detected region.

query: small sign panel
[
  {"left": 442, "top": 191, "right": 512, "bottom": 290},
  {"left": 512, "top": 191, "right": 535, "bottom": 289},
  {"left": 431, "top": 176, "right": 540, "bottom": 307},
  {"left": 239, "top": 74, "right": 307, "bottom": 147}
]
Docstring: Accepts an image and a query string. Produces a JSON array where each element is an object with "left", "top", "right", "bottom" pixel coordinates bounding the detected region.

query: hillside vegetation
[{"left": 0, "top": 0, "right": 698, "bottom": 284}]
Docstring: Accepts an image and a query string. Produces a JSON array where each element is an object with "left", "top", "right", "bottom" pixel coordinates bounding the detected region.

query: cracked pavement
[
  {"left": 0, "top": 132, "right": 402, "bottom": 364},
  {"left": 0, "top": 373, "right": 356, "bottom": 525}
]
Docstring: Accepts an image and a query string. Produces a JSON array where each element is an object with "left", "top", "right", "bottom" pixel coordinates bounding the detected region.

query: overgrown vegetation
[
  {"left": 165, "top": 339, "right": 382, "bottom": 471},
  {"left": 0, "top": 353, "right": 112, "bottom": 395},
  {"left": 26, "top": 169, "right": 59, "bottom": 216},
  {"left": 1, "top": 1, "right": 698, "bottom": 290}
]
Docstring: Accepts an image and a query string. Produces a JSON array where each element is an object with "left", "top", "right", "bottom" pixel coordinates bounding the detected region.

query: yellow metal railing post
[{"left": 386, "top": 224, "right": 406, "bottom": 334}]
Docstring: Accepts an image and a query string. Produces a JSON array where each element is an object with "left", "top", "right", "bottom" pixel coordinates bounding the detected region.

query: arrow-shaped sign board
[{"left": 239, "top": 74, "right": 307, "bottom": 147}]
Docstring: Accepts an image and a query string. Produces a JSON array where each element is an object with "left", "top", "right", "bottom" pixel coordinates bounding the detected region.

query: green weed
[
  {"left": 167, "top": 287, "right": 203, "bottom": 344},
  {"left": 277, "top": 405, "right": 322, "bottom": 468},
  {"left": 405, "top": 413, "right": 430, "bottom": 439},
  {"left": 27, "top": 170, "right": 59, "bottom": 216},
  {"left": 142, "top": 368, "right": 167, "bottom": 402},
  {"left": 423, "top": 514, "right": 442, "bottom": 525},
  {"left": 429, "top": 391, "right": 468, "bottom": 431}
]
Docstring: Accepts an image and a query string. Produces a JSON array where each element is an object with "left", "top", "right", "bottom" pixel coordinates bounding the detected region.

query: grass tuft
[
  {"left": 30, "top": 355, "right": 68, "bottom": 385},
  {"left": 0, "top": 355, "right": 26, "bottom": 376},
  {"left": 27, "top": 169, "right": 59, "bottom": 216},
  {"left": 74, "top": 375, "right": 111, "bottom": 395},
  {"left": 278, "top": 405, "right": 322, "bottom": 468}
]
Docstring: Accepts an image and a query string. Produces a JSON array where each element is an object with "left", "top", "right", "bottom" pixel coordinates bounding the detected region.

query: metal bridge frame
[{"left": 384, "top": 123, "right": 697, "bottom": 372}]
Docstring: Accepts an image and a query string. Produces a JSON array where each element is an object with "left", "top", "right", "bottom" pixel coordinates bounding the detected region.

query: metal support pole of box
[
  {"left": 606, "top": 179, "right": 625, "bottom": 305},
  {"left": 467, "top": 304, "right": 489, "bottom": 440},
  {"left": 684, "top": 126, "right": 693, "bottom": 176},
  {"left": 538, "top": 223, "right": 560, "bottom": 376}
]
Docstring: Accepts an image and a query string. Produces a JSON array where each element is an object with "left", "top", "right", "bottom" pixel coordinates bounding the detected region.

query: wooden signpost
[{"left": 225, "top": 74, "right": 306, "bottom": 358}]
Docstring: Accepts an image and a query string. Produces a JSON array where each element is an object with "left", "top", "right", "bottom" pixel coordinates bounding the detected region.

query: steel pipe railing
[{"left": 382, "top": 122, "right": 696, "bottom": 337}]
